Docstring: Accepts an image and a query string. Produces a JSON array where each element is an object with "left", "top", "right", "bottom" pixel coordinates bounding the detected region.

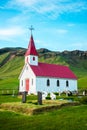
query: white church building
[{"left": 19, "top": 33, "right": 77, "bottom": 95}]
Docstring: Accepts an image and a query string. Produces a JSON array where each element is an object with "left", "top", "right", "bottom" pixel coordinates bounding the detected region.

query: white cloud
[
  {"left": 0, "top": 26, "right": 26, "bottom": 45},
  {"left": 0, "top": 26, "right": 27, "bottom": 48},
  {"left": 56, "top": 29, "right": 68, "bottom": 34},
  {"left": 7, "top": 0, "right": 87, "bottom": 16},
  {"left": 67, "top": 23, "right": 75, "bottom": 27},
  {"left": 70, "top": 42, "right": 87, "bottom": 49},
  {"left": 35, "top": 39, "right": 50, "bottom": 49},
  {"left": 0, "top": 27, "right": 24, "bottom": 37},
  {"left": 35, "top": 39, "right": 41, "bottom": 44},
  {"left": 14, "top": 0, "right": 38, "bottom": 6}
]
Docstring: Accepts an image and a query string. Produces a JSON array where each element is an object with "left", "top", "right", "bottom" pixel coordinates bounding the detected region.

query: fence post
[{"left": 12, "top": 90, "right": 15, "bottom": 96}]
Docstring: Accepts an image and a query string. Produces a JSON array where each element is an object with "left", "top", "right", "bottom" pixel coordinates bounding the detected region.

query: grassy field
[
  {"left": 0, "top": 105, "right": 87, "bottom": 130},
  {"left": 0, "top": 94, "right": 87, "bottom": 130}
]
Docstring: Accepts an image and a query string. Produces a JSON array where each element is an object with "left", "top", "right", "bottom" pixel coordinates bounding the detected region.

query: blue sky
[{"left": 0, "top": 0, "right": 87, "bottom": 51}]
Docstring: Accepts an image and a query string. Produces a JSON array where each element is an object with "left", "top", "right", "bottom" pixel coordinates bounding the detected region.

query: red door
[{"left": 25, "top": 79, "right": 29, "bottom": 91}]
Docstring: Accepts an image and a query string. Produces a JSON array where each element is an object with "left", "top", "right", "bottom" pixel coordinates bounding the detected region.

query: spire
[{"left": 25, "top": 28, "right": 38, "bottom": 56}]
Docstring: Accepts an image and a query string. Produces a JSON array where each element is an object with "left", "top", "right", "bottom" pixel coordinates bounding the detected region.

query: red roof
[
  {"left": 30, "top": 62, "right": 77, "bottom": 79},
  {"left": 25, "top": 35, "right": 38, "bottom": 56}
]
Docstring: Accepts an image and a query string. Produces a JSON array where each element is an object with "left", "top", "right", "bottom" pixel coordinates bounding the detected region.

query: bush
[
  {"left": 46, "top": 96, "right": 51, "bottom": 100},
  {"left": 54, "top": 92, "right": 58, "bottom": 95},
  {"left": 79, "top": 96, "right": 87, "bottom": 104}
]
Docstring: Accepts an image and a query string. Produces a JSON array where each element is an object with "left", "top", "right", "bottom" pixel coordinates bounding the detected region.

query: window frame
[
  {"left": 57, "top": 80, "right": 60, "bottom": 87},
  {"left": 47, "top": 79, "right": 50, "bottom": 86},
  {"left": 33, "top": 57, "right": 35, "bottom": 61},
  {"left": 32, "top": 79, "right": 33, "bottom": 85},
  {"left": 66, "top": 80, "right": 69, "bottom": 87},
  {"left": 21, "top": 80, "right": 23, "bottom": 86}
]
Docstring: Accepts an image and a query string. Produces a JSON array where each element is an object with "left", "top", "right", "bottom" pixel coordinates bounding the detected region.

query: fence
[{"left": 0, "top": 89, "right": 18, "bottom": 96}]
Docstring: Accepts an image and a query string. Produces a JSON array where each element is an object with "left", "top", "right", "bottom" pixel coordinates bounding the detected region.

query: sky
[{"left": 0, "top": 0, "right": 87, "bottom": 51}]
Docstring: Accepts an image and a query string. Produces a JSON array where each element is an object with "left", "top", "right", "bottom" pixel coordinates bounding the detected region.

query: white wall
[
  {"left": 36, "top": 77, "right": 77, "bottom": 93},
  {"left": 19, "top": 64, "right": 36, "bottom": 94},
  {"left": 19, "top": 64, "right": 77, "bottom": 94}
]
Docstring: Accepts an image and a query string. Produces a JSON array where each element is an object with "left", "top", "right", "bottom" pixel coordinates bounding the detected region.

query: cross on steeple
[{"left": 29, "top": 25, "right": 34, "bottom": 35}]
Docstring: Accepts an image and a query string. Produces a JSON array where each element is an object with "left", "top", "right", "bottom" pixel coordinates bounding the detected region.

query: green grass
[
  {"left": 0, "top": 95, "right": 79, "bottom": 115},
  {"left": 78, "top": 76, "right": 87, "bottom": 90},
  {"left": 0, "top": 56, "right": 24, "bottom": 89},
  {"left": 0, "top": 95, "right": 87, "bottom": 130},
  {"left": 0, "top": 105, "right": 87, "bottom": 130},
  {"left": 0, "top": 95, "right": 21, "bottom": 104},
  {"left": 0, "top": 52, "right": 9, "bottom": 64},
  {"left": 39, "top": 55, "right": 69, "bottom": 66}
]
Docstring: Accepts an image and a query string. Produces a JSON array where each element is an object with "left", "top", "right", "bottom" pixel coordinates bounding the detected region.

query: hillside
[{"left": 0, "top": 47, "right": 87, "bottom": 90}]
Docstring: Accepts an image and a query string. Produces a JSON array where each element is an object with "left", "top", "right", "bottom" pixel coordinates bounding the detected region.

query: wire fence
[{"left": 0, "top": 89, "right": 18, "bottom": 96}]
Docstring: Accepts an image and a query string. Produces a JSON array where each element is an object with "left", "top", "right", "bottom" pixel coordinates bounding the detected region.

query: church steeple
[
  {"left": 25, "top": 35, "right": 38, "bottom": 56},
  {"left": 25, "top": 26, "right": 38, "bottom": 66}
]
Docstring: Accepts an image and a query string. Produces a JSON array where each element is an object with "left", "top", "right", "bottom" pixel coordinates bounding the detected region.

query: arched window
[
  {"left": 47, "top": 79, "right": 50, "bottom": 86},
  {"left": 57, "top": 80, "right": 60, "bottom": 87},
  {"left": 66, "top": 80, "right": 69, "bottom": 87}
]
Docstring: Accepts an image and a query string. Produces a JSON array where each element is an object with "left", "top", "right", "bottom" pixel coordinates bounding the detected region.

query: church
[{"left": 19, "top": 30, "right": 77, "bottom": 95}]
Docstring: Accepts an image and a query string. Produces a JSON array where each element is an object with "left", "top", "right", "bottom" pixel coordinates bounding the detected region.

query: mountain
[{"left": 0, "top": 47, "right": 87, "bottom": 90}]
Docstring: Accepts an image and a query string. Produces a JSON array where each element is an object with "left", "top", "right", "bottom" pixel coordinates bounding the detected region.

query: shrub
[
  {"left": 54, "top": 92, "right": 58, "bottom": 95},
  {"left": 46, "top": 96, "right": 51, "bottom": 100},
  {"left": 79, "top": 96, "right": 87, "bottom": 104}
]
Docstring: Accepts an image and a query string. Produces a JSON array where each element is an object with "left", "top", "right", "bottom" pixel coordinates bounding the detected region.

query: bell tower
[{"left": 25, "top": 26, "right": 38, "bottom": 66}]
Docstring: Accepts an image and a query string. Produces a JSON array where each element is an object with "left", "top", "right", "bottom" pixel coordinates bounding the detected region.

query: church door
[{"left": 25, "top": 79, "right": 29, "bottom": 91}]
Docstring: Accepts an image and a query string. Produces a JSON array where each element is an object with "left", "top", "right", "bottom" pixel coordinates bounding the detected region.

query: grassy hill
[{"left": 0, "top": 48, "right": 87, "bottom": 90}]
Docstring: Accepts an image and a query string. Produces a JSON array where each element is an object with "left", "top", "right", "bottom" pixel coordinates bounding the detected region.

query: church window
[
  {"left": 47, "top": 79, "right": 50, "bottom": 86},
  {"left": 21, "top": 80, "right": 23, "bottom": 86},
  {"left": 32, "top": 79, "right": 33, "bottom": 85},
  {"left": 57, "top": 80, "right": 60, "bottom": 87},
  {"left": 26, "top": 66, "right": 28, "bottom": 70},
  {"left": 33, "top": 57, "right": 35, "bottom": 61},
  {"left": 66, "top": 80, "right": 69, "bottom": 87}
]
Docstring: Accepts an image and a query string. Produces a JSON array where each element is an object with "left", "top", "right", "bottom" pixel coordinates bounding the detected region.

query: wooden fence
[{"left": 0, "top": 89, "right": 18, "bottom": 96}]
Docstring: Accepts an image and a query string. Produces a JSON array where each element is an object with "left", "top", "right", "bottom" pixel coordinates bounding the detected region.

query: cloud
[
  {"left": 70, "top": 42, "right": 87, "bottom": 50},
  {"left": 67, "top": 23, "right": 75, "bottom": 27},
  {"left": 0, "top": 27, "right": 24, "bottom": 37},
  {"left": 0, "top": 26, "right": 27, "bottom": 48},
  {"left": 35, "top": 39, "right": 41, "bottom": 44},
  {"left": 0, "top": 26, "right": 26, "bottom": 45},
  {"left": 0, "top": 6, "right": 4, "bottom": 9},
  {"left": 12, "top": 0, "right": 38, "bottom": 6},
  {"left": 7, "top": 0, "right": 87, "bottom": 17},
  {"left": 56, "top": 29, "right": 68, "bottom": 34}
]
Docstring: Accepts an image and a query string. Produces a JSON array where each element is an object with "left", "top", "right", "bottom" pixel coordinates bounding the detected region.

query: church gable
[{"left": 19, "top": 63, "right": 35, "bottom": 79}]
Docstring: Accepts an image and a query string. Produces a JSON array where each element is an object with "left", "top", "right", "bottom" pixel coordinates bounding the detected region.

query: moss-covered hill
[{"left": 0, "top": 47, "right": 87, "bottom": 90}]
